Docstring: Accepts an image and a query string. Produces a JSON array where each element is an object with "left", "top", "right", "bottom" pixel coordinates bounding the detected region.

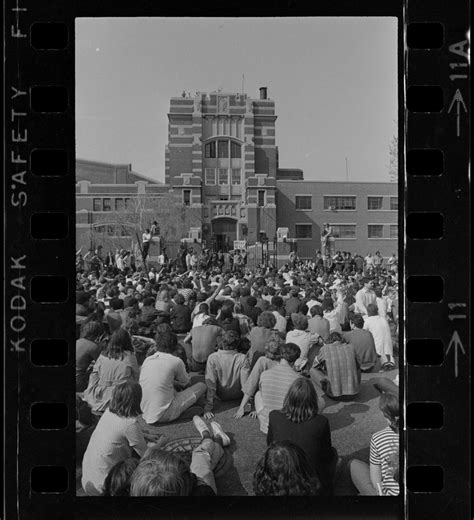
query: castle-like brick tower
[{"left": 165, "top": 87, "right": 277, "bottom": 249}]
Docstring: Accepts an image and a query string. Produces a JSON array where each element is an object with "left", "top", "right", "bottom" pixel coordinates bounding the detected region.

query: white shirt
[
  {"left": 81, "top": 409, "right": 147, "bottom": 495},
  {"left": 139, "top": 351, "right": 190, "bottom": 424},
  {"left": 285, "top": 329, "right": 320, "bottom": 370},
  {"left": 355, "top": 288, "right": 376, "bottom": 315},
  {"left": 376, "top": 297, "right": 388, "bottom": 319},
  {"left": 272, "top": 311, "right": 287, "bottom": 335},
  {"left": 363, "top": 315, "right": 393, "bottom": 358}
]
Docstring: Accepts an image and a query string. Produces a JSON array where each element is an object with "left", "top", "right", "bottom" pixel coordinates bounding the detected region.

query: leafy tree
[{"left": 388, "top": 134, "right": 398, "bottom": 183}]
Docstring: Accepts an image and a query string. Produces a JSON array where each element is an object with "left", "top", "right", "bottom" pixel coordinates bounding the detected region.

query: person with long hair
[
  {"left": 102, "top": 458, "right": 139, "bottom": 496},
  {"left": 253, "top": 441, "right": 320, "bottom": 496},
  {"left": 349, "top": 392, "right": 400, "bottom": 495},
  {"left": 267, "top": 378, "right": 336, "bottom": 495},
  {"left": 76, "top": 320, "right": 105, "bottom": 392},
  {"left": 81, "top": 382, "right": 148, "bottom": 496},
  {"left": 83, "top": 329, "right": 139, "bottom": 414}
]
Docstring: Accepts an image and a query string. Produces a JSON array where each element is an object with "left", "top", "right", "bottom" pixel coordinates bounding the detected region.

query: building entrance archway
[{"left": 212, "top": 218, "right": 237, "bottom": 251}]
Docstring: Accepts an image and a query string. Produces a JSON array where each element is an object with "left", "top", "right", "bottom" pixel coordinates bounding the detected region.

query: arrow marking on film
[
  {"left": 448, "top": 89, "right": 467, "bottom": 137},
  {"left": 446, "top": 330, "right": 466, "bottom": 378}
]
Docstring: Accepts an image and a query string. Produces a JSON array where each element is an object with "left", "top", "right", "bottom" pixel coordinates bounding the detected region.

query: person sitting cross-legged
[
  {"left": 309, "top": 331, "right": 361, "bottom": 400},
  {"left": 139, "top": 328, "right": 207, "bottom": 425},
  {"left": 203, "top": 330, "right": 247, "bottom": 419},
  {"left": 129, "top": 416, "right": 229, "bottom": 496}
]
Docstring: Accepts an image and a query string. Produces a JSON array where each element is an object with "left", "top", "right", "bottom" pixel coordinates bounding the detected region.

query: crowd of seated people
[{"left": 76, "top": 247, "right": 399, "bottom": 496}]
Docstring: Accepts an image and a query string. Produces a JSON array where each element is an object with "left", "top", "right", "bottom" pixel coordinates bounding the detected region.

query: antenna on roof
[{"left": 241, "top": 74, "right": 245, "bottom": 94}]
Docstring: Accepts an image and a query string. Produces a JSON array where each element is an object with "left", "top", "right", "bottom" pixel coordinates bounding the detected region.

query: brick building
[{"left": 76, "top": 89, "right": 398, "bottom": 258}]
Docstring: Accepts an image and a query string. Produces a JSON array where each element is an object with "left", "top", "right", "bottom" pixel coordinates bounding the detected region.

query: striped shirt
[
  {"left": 369, "top": 426, "right": 400, "bottom": 496},
  {"left": 258, "top": 363, "right": 301, "bottom": 434}
]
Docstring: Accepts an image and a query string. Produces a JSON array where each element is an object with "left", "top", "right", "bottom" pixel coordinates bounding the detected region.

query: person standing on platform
[{"left": 142, "top": 229, "right": 152, "bottom": 260}]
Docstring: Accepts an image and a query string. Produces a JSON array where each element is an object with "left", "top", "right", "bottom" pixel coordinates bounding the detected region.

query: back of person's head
[
  {"left": 290, "top": 288, "right": 300, "bottom": 298},
  {"left": 76, "top": 291, "right": 90, "bottom": 306},
  {"left": 257, "top": 311, "right": 276, "bottom": 329},
  {"left": 107, "top": 329, "right": 132, "bottom": 359},
  {"left": 241, "top": 287, "right": 251, "bottom": 297},
  {"left": 291, "top": 313, "right": 308, "bottom": 331},
  {"left": 264, "top": 334, "right": 284, "bottom": 361},
  {"left": 219, "top": 302, "right": 235, "bottom": 321},
  {"left": 152, "top": 323, "right": 177, "bottom": 354},
  {"left": 374, "top": 287, "right": 383, "bottom": 298},
  {"left": 280, "top": 343, "right": 301, "bottom": 364},
  {"left": 253, "top": 441, "right": 320, "bottom": 496},
  {"left": 80, "top": 320, "right": 104, "bottom": 341},
  {"left": 198, "top": 302, "right": 209, "bottom": 314},
  {"left": 247, "top": 296, "right": 257, "bottom": 307},
  {"left": 322, "top": 299, "right": 334, "bottom": 312},
  {"left": 110, "top": 298, "right": 124, "bottom": 311},
  {"left": 282, "top": 377, "right": 319, "bottom": 423},
  {"left": 310, "top": 305, "right": 323, "bottom": 318},
  {"left": 350, "top": 313, "right": 364, "bottom": 329},
  {"left": 203, "top": 317, "right": 219, "bottom": 327},
  {"left": 271, "top": 295, "right": 283, "bottom": 309},
  {"left": 328, "top": 331, "right": 345, "bottom": 344},
  {"left": 367, "top": 303, "right": 378, "bottom": 316},
  {"left": 143, "top": 296, "right": 155, "bottom": 307},
  {"left": 130, "top": 453, "right": 194, "bottom": 496},
  {"left": 379, "top": 392, "right": 400, "bottom": 433},
  {"left": 218, "top": 330, "right": 240, "bottom": 351},
  {"left": 109, "top": 381, "right": 142, "bottom": 418},
  {"left": 124, "top": 296, "right": 138, "bottom": 309},
  {"left": 299, "top": 303, "right": 309, "bottom": 316},
  {"left": 103, "top": 458, "right": 139, "bottom": 496},
  {"left": 174, "top": 293, "right": 185, "bottom": 305}
]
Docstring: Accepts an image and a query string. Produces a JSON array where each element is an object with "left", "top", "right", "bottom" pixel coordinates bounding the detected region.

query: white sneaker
[
  {"left": 193, "top": 415, "right": 210, "bottom": 439},
  {"left": 210, "top": 421, "right": 230, "bottom": 447}
]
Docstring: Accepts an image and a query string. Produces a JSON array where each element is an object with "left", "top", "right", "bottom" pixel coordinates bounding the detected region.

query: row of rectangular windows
[
  {"left": 93, "top": 197, "right": 133, "bottom": 212},
  {"left": 295, "top": 195, "right": 398, "bottom": 211},
  {"left": 295, "top": 223, "right": 398, "bottom": 239},
  {"left": 205, "top": 168, "right": 241, "bottom": 186}
]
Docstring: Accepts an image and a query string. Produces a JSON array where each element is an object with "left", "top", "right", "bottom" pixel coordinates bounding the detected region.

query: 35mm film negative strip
[{"left": 4, "top": 1, "right": 470, "bottom": 518}]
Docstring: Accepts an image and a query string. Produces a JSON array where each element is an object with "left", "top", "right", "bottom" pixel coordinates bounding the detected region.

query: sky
[{"left": 76, "top": 17, "right": 397, "bottom": 183}]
